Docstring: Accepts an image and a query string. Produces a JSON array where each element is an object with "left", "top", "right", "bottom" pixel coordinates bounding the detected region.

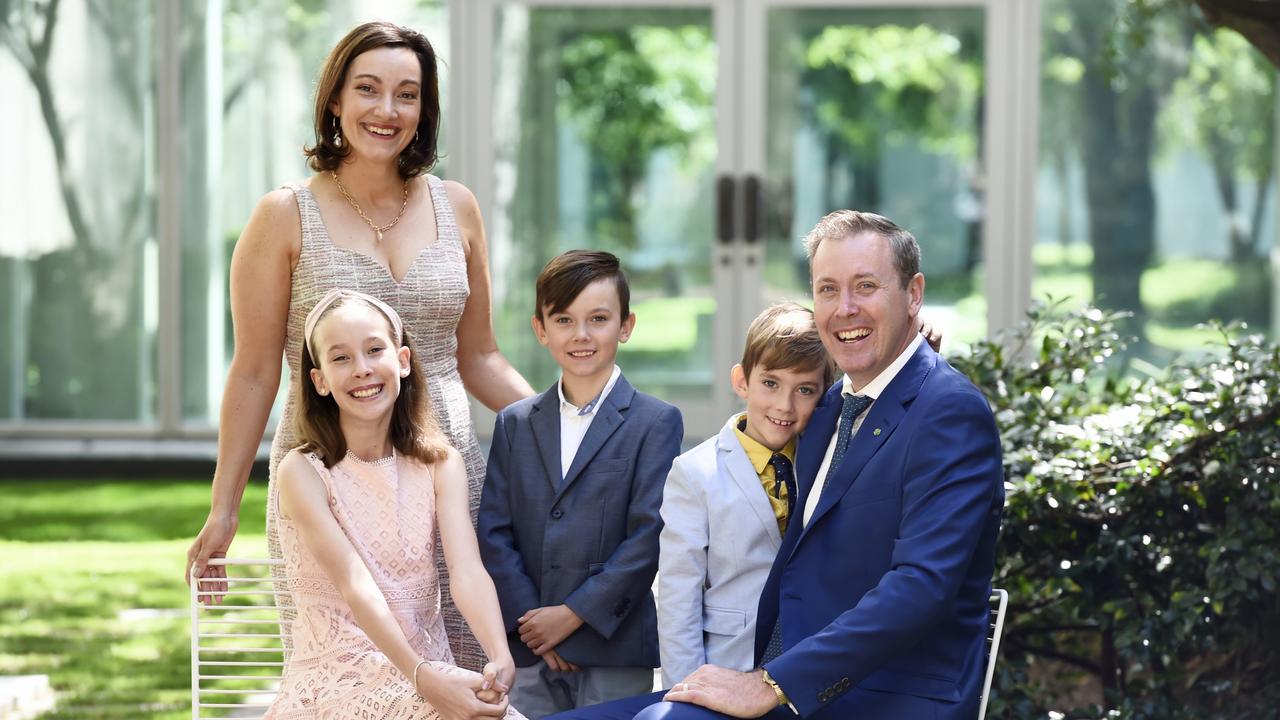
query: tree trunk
[
  {"left": 1100, "top": 625, "right": 1122, "bottom": 710},
  {"left": 1080, "top": 75, "right": 1157, "bottom": 332},
  {"left": 1076, "top": 15, "right": 1160, "bottom": 343}
]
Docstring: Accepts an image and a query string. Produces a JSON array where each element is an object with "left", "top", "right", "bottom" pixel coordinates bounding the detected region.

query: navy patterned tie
[
  {"left": 768, "top": 453, "right": 797, "bottom": 522},
  {"left": 761, "top": 393, "right": 872, "bottom": 663},
  {"left": 820, "top": 394, "right": 873, "bottom": 494}
]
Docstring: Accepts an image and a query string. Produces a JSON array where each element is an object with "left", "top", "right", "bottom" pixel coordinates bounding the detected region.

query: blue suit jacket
[
  {"left": 756, "top": 342, "right": 1004, "bottom": 720},
  {"left": 478, "top": 374, "right": 683, "bottom": 668}
]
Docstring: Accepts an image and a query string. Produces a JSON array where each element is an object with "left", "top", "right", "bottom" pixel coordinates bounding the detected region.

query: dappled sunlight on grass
[
  {"left": 1145, "top": 320, "right": 1235, "bottom": 354},
  {"left": 625, "top": 295, "right": 716, "bottom": 354},
  {"left": 0, "top": 479, "right": 269, "bottom": 719},
  {"left": 1140, "top": 259, "right": 1239, "bottom": 312}
]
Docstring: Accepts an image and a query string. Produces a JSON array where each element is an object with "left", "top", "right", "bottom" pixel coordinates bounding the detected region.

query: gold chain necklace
[{"left": 330, "top": 171, "right": 410, "bottom": 243}]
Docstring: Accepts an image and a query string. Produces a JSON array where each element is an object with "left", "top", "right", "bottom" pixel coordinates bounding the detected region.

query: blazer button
[
  {"left": 840, "top": 677, "right": 850, "bottom": 690},
  {"left": 551, "top": 508, "right": 564, "bottom": 519}
]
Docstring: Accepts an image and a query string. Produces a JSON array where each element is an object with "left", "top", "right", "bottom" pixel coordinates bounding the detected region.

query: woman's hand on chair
[{"left": 186, "top": 511, "right": 239, "bottom": 603}]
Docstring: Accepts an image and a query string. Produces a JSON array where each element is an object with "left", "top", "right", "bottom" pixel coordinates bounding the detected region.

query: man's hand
[
  {"left": 517, "top": 604, "right": 584, "bottom": 655},
  {"left": 541, "top": 648, "right": 581, "bottom": 673},
  {"left": 663, "top": 665, "right": 781, "bottom": 718}
]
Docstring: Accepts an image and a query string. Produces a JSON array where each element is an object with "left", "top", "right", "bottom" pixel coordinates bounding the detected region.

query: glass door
[
  {"left": 740, "top": 0, "right": 1037, "bottom": 348},
  {"left": 462, "top": 0, "right": 737, "bottom": 436},
  {"left": 454, "top": 0, "right": 1036, "bottom": 439}
]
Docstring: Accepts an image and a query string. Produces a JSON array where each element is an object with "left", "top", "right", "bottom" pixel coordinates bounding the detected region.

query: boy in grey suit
[
  {"left": 478, "top": 251, "right": 683, "bottom": 718},
  {"left": 657, "top": 303, "right": 834, "bottom": 689}
]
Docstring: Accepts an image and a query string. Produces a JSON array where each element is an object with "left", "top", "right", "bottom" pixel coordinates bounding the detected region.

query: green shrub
[{"left": 950, "top": 301, "right": 1280, "bottom": 719}]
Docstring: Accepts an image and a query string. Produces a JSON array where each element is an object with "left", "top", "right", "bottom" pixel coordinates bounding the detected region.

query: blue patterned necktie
[
  {"left": 761, "top": 392, "right": 872, "bottom": 664},
  {"left": 768, "top": 453, "right": 797, "bottom": 520},
  {"left": 820, "top": 393, "right": 873, "bottom": 494}
]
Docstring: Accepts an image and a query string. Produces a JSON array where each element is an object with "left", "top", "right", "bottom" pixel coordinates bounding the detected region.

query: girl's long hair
[{"left": 296, "top": 309, "right": 450, "bottom": 468}]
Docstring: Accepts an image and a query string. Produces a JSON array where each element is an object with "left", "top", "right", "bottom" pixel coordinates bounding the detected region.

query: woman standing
[{"left": 186, "top": 21, "right": 534, "bottom": 671}]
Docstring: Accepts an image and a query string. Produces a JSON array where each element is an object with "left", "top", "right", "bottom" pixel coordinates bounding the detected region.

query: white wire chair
[
  {"left": 978, "top": 588, "right": 1010, "bottom": 720},
  {"left": 190, "top": 558, "right": 288, "bottom": 719}
]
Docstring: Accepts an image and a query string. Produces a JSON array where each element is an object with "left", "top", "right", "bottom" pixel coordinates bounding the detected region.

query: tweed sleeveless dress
[
  {"left": 265, "top": 449, "right": 526, "bottom": 719},
  {"left": 267, "top": 174, "right": 488, "bottom": 671}
]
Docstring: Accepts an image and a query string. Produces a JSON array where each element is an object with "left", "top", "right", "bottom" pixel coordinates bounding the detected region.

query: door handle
[
  {"left": 743, "top": 175, "right": 761, "bottom": 244},
  {"left": 716, "top": 175, "right": 735, "bottom": 245}
]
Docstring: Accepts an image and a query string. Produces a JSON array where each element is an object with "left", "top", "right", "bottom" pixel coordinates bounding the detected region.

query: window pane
[
  {"left": 1034, "top": 0, "right": 1276, "bottom": 366},
  {"left": 0, "top": 1, "right": 157, "bottom": 421},
  {"left": 488, "top": 7, "right": 718, "bottom": 397},
  {"left": 181, "top": 1, "right": 449, "bottom": 425},
  {"left": 763, "top": 7, "right": 987, "bottom": 345}
]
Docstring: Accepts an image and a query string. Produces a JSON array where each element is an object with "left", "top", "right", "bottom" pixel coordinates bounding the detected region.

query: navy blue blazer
[
  {"left": 756, "top": 342, "right": 1004, "bottom": 720},
  {"left": 478, "top": 374, "right": 683, "bottom": 668}
]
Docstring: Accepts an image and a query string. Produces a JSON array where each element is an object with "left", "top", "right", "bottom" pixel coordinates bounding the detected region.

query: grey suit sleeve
[
  {"left": 477, "top": 410, "right": 543, "bottom": 632},
  {"left": 658, "top": 453, "right": 710, "bottom": 688},
  {"left": 564, "top": 404, "right": 683, "bottom": 639}
]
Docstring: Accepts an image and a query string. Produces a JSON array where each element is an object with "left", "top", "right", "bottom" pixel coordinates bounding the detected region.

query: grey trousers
[{"left": 511, "top": 662, "right": 655, "bottom": 720}]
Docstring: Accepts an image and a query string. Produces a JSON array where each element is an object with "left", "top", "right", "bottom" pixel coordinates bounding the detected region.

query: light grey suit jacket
[{"left": 657, "top": 414, "right": 784, "bottom": 688}]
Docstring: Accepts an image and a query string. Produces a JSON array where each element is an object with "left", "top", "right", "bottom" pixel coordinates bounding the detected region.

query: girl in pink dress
[{"left": 267, "top": 288, "right": 525, "bottom": 720}]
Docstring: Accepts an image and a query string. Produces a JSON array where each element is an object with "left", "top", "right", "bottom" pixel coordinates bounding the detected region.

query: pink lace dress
[{"left": 266, "top": 449, "right": 525, "bottom": 719}]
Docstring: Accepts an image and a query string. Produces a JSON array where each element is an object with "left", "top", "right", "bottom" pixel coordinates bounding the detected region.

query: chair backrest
[
  {"left": 190, "top": 558, "right": 287, "bottom": 719},
  {"left": 977, "top": 588, "right": 1009, "bottom": 720}
]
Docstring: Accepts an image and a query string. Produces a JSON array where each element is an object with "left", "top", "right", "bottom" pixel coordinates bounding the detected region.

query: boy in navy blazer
[
  {"left": 658, "top": 303, "right": 833, "bottom": 688},
  {"left": 479, "top": 250, "right": 683, "bottom": 718}
]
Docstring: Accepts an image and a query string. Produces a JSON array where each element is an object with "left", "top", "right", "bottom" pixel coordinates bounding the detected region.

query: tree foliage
[
  {"left": 952, "top": 303, "right": 1280, "bottom": 718},
  {"left": 1161, "top": 28, "right": 1276, "bottom": 263},
  {"left": 1191, "top": 0, "right": 1280, "bottom": 68},
  {"left": 797, "top": 22, "right": 980, "bottom": 211},
  {"left": 556, "top": 25, "right": 713, "bottom": 247}
]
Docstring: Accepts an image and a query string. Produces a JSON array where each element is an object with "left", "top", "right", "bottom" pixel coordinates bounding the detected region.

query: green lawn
[{"left": 0, "top": 479, "right": 268, "bottom": 719}]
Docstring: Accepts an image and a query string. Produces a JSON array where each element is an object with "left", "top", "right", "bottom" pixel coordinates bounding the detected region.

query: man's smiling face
[{"left": 811, "top": 231, "right": 923, "bottom": 390}]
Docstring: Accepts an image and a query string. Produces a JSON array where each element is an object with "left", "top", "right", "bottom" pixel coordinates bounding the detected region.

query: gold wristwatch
[{"left": 761, "top": 668, "right": 789, "bottom": 707}]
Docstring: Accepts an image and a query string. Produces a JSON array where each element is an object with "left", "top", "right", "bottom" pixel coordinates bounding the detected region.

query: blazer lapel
[
  {"left": 528, "top": 383, "right": 563, "bottom": 493},
  {"left": 800, "top": 344, "right": 938, "bottom": 538},
  {"left": 794, "top": 383, "right": 843, "bottom": 511},
  {"left": 557, "top": 376, "right": 636, "bottom": 499},
  {"left": 717, "top": 417, "right": 782, "bottom": 547}
]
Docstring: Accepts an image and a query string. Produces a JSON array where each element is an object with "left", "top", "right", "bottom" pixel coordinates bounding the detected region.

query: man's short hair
[
  {"left": 802, "top": 210, "right": 921, "bottom": 289},
  {"left": 741, "top": 303, "right": 836, "bottom": 388},
  {"left": 534, "top": 250, "right": 631, "bottom": 320}
]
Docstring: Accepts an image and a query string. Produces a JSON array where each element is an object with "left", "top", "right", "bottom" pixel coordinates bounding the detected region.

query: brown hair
[
  {"left": 296, "top": 296, "right": 449, "bottom": 468},
  {"left": 534, "top": 250, "right": 631, "bottom": 321},
  {"left": 802, "top": 210, "right": 921, "bottom": 289},
  {"left": 741, "top": 302, "right": 836, "bottom": 389},
  {"left": 304, "top": 21, "right": 441, "bottom": 178}
]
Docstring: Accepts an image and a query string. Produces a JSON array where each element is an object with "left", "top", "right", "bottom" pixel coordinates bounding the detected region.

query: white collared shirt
[
  {"left": 558, "top": 365, "right": 622, "bottom": 479},
  {"left": 801, "top": 333, "right": 925, "bottom": 526}
]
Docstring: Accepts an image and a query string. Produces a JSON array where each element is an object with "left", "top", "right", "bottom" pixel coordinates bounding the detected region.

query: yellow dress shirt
[{"left": 733, "top": 414, "right": 797, "bottom": 535}]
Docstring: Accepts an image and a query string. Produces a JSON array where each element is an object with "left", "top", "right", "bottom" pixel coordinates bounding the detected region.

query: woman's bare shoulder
[
  {"left": 236, "top": 185, "right": 305, "bottom": 258},
  {"left": 440, "top": 179, "right": 481, "bottom": 224}
]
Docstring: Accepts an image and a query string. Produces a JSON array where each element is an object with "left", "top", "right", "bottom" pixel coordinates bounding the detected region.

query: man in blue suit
[{"left": 549, "top": 210, "right": 1003, "bottom": 720}]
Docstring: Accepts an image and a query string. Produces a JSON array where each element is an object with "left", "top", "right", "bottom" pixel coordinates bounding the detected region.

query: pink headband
[{"left": 304, "top": 289, "right": 404, "bottom": 355}]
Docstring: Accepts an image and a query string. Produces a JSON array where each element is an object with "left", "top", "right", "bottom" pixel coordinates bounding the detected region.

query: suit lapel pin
[{"left": 873, "top": 427, "right": 882, "bottom": 436}]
